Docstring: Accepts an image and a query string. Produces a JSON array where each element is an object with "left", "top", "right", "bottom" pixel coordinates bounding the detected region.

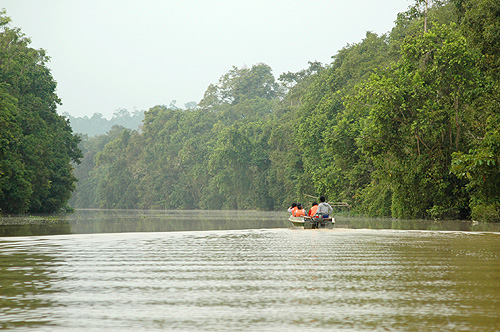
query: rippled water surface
[{"left": 1, "top": 210, "right": 499, "bottom": 331}]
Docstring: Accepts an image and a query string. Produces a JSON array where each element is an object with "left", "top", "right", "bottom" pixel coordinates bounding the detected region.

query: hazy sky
[{"left": 3, "top": 0, "right": 412, "bottom": 119}]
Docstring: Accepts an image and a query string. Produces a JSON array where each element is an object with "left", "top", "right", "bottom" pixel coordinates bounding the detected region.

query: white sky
[{"left": 2, "top": 0, "right": 412, "bottom": 119}]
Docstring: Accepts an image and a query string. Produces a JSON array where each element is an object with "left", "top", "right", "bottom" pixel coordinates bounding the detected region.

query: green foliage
[
  {"left": 199, "top": 63, "right": 280, "bottom": 109},
  {"left": 0, "top": 83, "right": 31, "bottom": 213},
  {"left": 294, "top": 31, "right": 395, "bottom": 207},
  {"left": 451, "top": 114, "right": 500, "bottom": 221},
  {"left": 348, "top": 23, "right": 485, "bottom": 219},
  {"left": 457, "top": 0, "right": 500, "bottom": 76},
  {"left": 0, "top": 10, "right": 81, "bottom": 214},
  {"left": 69, "top": 0, "right": 500, "bottom": 222},
  {"left": 447, "top": 0, "right": 500, "bottom": 221}
]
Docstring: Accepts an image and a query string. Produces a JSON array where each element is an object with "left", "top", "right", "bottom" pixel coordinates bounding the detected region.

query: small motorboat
[{"left": 289, "top": 216, "right": 335, "bottom": 229}]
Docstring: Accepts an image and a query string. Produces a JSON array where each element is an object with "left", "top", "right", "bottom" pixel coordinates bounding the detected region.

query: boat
[{"left": 289, "top": 216, "right": 335, "bottom": 229}]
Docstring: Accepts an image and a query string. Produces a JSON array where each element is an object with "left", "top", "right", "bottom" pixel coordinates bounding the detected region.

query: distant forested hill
[{"left": 62, "top": 109, "right": 145, "bottom": 137}]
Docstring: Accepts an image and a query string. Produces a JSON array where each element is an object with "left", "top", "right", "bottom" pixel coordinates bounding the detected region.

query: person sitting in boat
[
  {"left": 293, "top": 203, "right": 306, "bottom": 217},
  {"left": 287, "top": 203, "right": 298, "bottom": 215},
  {"left": 308, "top": 201, "right": 318, "bottom": 217},
  {"left": 316, "top": 196, "right": 333, "bottom": 218}
]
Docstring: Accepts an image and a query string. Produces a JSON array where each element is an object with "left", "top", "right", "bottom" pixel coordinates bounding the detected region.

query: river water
[{"left": 1, "top": 210, "right": 499, "bottom": 331}]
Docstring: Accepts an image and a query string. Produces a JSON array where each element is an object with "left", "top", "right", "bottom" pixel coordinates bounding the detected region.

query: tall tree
[
  {"left": 348, "top": 23, "right": 484, "bottom": 219},
  {"left": 199, "top": 63, "right": 280, "bottom": 110},
  {"left": 0, "top": 10, "right": 81, "bottom": 213},
  {"left": 449, "top": 0, "right": 500, "bottom": 221}
]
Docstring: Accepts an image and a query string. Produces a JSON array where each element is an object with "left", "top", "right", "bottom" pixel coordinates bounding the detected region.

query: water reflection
[
  {"left": 335, "top": 216, "right": 499, "bottom": 232},
  {"left": 1, "top": 229, "right": 499, "bottom": 331},
  {"left": 1, "top": 210, "right": 500, "bottom": 237},
  {"left": 0, "top": 210, "right": 290, "bottom": 237},
  {"left": 0, "top": 242, "right": 61, "bottom": 329}
]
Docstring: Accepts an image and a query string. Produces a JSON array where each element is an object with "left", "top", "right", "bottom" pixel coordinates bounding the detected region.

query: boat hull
[{"left": 289, "top": 216, "right": 335, "bottom": 229}]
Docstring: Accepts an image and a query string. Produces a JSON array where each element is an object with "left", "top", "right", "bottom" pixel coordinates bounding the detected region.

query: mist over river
[{"left": 1, "top": 210, "right": 499, "bottom": 331}]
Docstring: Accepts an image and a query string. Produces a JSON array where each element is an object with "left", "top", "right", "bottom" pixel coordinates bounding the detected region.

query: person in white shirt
[{"left": 316, "top": 196, "right": 333, "bottom": 218}]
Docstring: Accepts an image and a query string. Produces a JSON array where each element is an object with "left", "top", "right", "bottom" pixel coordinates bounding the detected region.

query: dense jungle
[{"left": 1, "top": 0, "right": 500, "bottom": 221}]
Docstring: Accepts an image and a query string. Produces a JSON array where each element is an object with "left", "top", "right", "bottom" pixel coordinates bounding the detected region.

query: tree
[
  {"left": 448, "top": 0, "right": 500, "bottom": 221},
  {"left": 349, "top": 24, "right": 484, "bottom": 219},
  {"left": 199, "top": 63, "right": 280, "bottom": 110},
  {"left": 455, "top": 0, "right": 500, "bottom": 75},
  {"left": 0, "top": 83, "right": 31, "bottom": 212},
  {"left": 0, "top": 10, "right": 81, "bottom": 213},
  {"left": 288, "top": 32, "right": 394, "bottom": 208}
]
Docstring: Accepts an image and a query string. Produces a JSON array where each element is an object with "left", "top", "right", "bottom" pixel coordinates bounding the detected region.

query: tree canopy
[
  {"left": 10, "top": 0, "right": 497, "bottom": 221},
  {"left": 0, "top": 9, "right": 81, "bottom": 213}
]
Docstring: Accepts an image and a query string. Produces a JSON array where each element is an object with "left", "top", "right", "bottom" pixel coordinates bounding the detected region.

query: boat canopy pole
[{"left": 303, "top": 194, "right": 351, "bottom": 208}]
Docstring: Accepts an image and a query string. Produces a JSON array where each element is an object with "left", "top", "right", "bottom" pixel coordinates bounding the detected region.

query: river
[{"left": 1, "top": 210, "right": 499, "bottom": 331}]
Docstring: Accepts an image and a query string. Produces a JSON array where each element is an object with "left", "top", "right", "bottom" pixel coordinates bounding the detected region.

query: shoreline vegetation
[{"left": 2, "top": 1, "right": 500, "bottom": 222}]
